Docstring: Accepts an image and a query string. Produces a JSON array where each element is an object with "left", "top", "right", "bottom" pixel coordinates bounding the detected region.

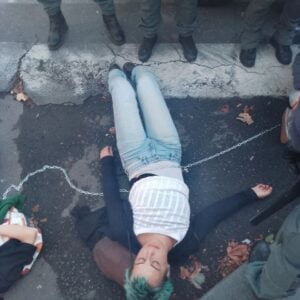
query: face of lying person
[{"left": 131, "top": 243, "right": 169, "bottom": 287}]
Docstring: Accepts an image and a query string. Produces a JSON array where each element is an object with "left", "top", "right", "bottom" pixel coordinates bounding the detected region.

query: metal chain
[
  {"left": 182, "top": 124, "right": 280, "bottom": 173},
  {"left": 2, "top": 124, "right": 279, "bottom": 198}
]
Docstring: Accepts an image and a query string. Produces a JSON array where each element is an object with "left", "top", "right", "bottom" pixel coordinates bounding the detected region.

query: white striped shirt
[{"left": 129, "top": 176, "right": 190, "bottom": 244}]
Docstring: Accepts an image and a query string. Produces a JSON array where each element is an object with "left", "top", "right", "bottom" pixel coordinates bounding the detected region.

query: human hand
[
  {"left": 251, "top": 184, "right": 272, "bottom": 199},
  {"left": 100, "top": 146, "right": 113, "bottom": 159}
]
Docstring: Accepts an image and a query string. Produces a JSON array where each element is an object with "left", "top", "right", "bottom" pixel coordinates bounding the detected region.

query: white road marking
[{"left": 1, "top": 124, "right": 279, "bottom": 199}]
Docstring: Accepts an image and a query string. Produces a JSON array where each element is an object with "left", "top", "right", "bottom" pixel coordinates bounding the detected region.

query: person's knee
[{"left": 133, "top": 67, "right": 154, "bottom": 83}]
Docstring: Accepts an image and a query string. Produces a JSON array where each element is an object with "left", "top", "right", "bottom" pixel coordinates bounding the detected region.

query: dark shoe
[
  {"left": 47, "top": 11, "right": 68, "bottom": 50},
  {"left": 123, "top": 62, "right": 136, "bottom": 79},
  {"left": 109, "top": 63, "right": 120, "bottom": 72},
  {"left": 179, "top": 35, "right": 198, "bottom": 62},
  {"left": 270, "top": 37, "right": 292, "bottom": 65},
  {"left": 239, "top": 48, "right": 256, "bottom": 68},
  {"left": 103, "top": 14, "right": 125, "bottom": 46},
  {"left": 138, "top": 36, "right": 157, "bottom": 62},
  {"left": 249, "top": 241, "right": 271, "bottom": 263}
]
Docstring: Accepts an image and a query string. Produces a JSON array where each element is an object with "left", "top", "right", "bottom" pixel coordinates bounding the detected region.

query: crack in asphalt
[{"left": 104, "top": 43, "right": 272, "bottom": 75}]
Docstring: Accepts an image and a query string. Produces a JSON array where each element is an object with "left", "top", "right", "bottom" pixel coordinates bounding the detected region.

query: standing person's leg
[
  {"left": 93, "top": 0, "right": 125, "bottom": 45},
  {"left": 271, "top": 0, "right": 300, "bottom": 65},
  {"left": 131, "top": 66, "right": 181, "bottom": 161},
  {"left": 175, "top": 0, "right": 198, "bottom": 62},
  {"left": 138, "top": 0, "right": 161, "bottom": 62},
  {"left": 108, "top": 68, "right": 148, "bottom": 178},
  {"left": 37, "top": 0, "right": 61, "bottom": 16},
  {"left": 240, "top": 0, "right": 275, "bottom": 67},
  {"left": 246, "top": 205, "right": 300, "bottom": 299},
  {"left": 37, "top": 0, "right": 68, "bottom": 50}
]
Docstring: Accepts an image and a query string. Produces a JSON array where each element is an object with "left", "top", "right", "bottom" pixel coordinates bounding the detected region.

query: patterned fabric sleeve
[{"left": 0, "top": 207, "right": 43, "bottom": 275}]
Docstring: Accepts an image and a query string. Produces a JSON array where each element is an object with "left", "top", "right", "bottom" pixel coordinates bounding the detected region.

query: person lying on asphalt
[
  {"left": 0, "top": 195, "right": 43, "bottom": 297},
  {"left": 72, "top": 64, "right": 273, "bottom": 300}
]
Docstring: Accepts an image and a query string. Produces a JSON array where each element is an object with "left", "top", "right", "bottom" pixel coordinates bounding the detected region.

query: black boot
[
  {"left": 123, "top": 62, "right": 136, "bottom": 79},
  {"left": 270, "top": 37, "right": 292, "bottom": 65},
  {"left": 103, "top": 14, "right": 125, "bottom": 46},
  {"left": 239, "top": 48, "right": 256, "bottom": 68},
  {"left": 138, "top": 36, "right": 157, "bottom": 62},
  {"left": 179, "top": 35, "right": 198, "bottom": 62},
  {"left": 249, "top": 241, "right": 271, "bottom": 263},
  {"left": 47, "top": 11, "right": 68, "bottom": 50}
]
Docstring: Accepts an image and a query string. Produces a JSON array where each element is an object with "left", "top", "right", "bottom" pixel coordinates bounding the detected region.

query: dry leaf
[
  {"left": 16, "top": 92, "right": 29, "bottom": 102},
  {"left": 179, "top": 256, "right": 207, "bottom": 290},
  {"left": 31, "top": 204, "right": 40, "bottom": 213},
  {"left": 190, "top": 273, "right": 206, "bottom": 289},
  {"left": 29, "top": 217, "right": 39, "bottom": 227},
  {"left": 265, "top": 234, "right": 275, "bottom": 244},
  {"left": 219, "top": 104, "right": 230, "bottom": 114},
  {"left": 236, "top": 112, "right": 254, "bottom": 125},
  {"left": 108, "top": 127, "right": 116, "bottom": 135},
  {"left": 11, "top": 79, "right": 30, "bottom": 102},
  {"left": 39, "top": 218, "right": 48, "bottom": 223},
  {"left": 179, "top": 256, "right": 202, "bottom": 280},
  {"left": 218, "top": 241, "right": 251, "bottom": 278},
  {"left": 11, "top": 79, "right": 24, "bottom": 95},
  {"left": 243, "top": 105, "right": 254, "bottom": 114}
]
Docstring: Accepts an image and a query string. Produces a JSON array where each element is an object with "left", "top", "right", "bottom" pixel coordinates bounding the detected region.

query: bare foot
[
  {"left": 99, "top": 146, "right": 113, "bottom": 159},
  {"left": 252, "top": 184, "right": 272, "bottom": 199}
]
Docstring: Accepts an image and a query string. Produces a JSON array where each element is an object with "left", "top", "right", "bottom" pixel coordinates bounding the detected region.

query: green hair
[{"left": 124, "top": 269, "right": 173, "bottom": 300}]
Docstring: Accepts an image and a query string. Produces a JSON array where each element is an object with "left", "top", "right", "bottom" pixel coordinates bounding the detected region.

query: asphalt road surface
[{"left": 1, "top": 94, "right": 297, "bottom": 299}]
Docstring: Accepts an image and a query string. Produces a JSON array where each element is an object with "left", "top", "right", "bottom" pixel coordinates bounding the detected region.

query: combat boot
[
  {"left": 103, "top": 14, "right": 125, "bottom": 46},
  {"left": 270, "top": 37, "right": 292, "bottom": 65},
  {"left": 179, "top": 35, "right": 198, "bottom": 62},
  {"left": 138, "top": 36, "right": 157, "bottom": 62},
  {"left": 47, "top": 11, "right": 68, "bottom": 50},
  {"left": 239, "top": 48, "right": 256, "bottom": 68}
]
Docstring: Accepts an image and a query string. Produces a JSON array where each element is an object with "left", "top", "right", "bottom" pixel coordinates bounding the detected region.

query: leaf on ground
[
  {"left": 189, "top": 273, "right": 206, "bottom": 289},
  {"left": 243, "top": 105, "right": 255, "bottom": 114},
  {"left": 219, "top": 104, "right": 230, "bottom": 114},
  {"left": 265, "top": 233, "right": 275, "bottom": 244},
  {"left": 11, "top": 79, "right": 24, "bottom": 95},
  {"left": 29, "top": 217, "right": 39, "bottom": 227},
  {"left": 10, "top": 79, "right": 29, "bottom": 102},
  {"left": 218, "top": 241, "right": 251, "bottom": 278},
  {"left": 31, "top": 204, "right": 40, "bottom": 213},
  {"left": 236, "top": 112, "right": 254, "bottom": 125},
  {"left": 179, "top": 256, "right": 202, "bottom": 280},
  {"left": 108, "top": 127, "right": 116, "bottom": 135},
  {"left": 16, "top": 92, "right": 29, "bottom": 102},
  {"left": 179, "top": 256, "right": 207, "bottom": 289},
  {"left": 39, "top": 218, "right": 48, "bottom": 223}
]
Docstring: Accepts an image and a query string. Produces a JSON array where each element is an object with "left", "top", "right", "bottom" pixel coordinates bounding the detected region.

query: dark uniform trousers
[
  {"left": 246, "top": 205, "right": 300, "bottom": 299},
  {"left": 139, "top": 0, "right": 198, "bottom": 38},
  {"left": 241, "top": 0, "right": 300, "bottom": 50},
  {"left": 37, "top": 0, "right": 115, "bottom": 16}
]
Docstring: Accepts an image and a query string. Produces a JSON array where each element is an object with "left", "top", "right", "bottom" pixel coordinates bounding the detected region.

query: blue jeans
[{"left": 108, "top": 67, "right": 181, "bottom": 178}]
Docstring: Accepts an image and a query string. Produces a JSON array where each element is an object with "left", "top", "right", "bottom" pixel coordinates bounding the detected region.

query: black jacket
[{"left": 72, "top": 157, "right": 258, "bottom": 264}]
